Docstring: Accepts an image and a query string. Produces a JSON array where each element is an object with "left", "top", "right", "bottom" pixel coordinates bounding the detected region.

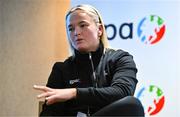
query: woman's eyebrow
[
  {"left": 68, "top": 20, "right": 89, "bottom": 28},
  {"left": 78, "top": 20, "right": 90, "bottom": 25}
]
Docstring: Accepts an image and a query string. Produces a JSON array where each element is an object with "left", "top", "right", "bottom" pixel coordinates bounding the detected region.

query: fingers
[
  {"left": 46, "top": 95, "right": 58, "bottom": 105},
  {"left": 33, "top": 85, "right": 52, "bottom": 92},
  {"left": 37, "top": 91, "right": 54, "bottom": 99},
  {"left": 33, "top": 85, "right": 55, "bottom": 101},
  {"left": 45, "top": 94, "right": 66, "bottom": 105},
  {"left": 33, "top": 85, "right": 70, "bottom": 105}
]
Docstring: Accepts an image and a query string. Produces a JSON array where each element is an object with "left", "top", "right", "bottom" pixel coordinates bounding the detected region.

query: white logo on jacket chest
[{"left": 69, "top": 79, "right": 80, "bottom": 85}]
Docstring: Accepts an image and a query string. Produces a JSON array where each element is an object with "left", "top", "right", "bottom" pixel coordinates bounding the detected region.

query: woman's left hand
[{"left": 33, "top": 85, "right": 77, "bottom": 105}]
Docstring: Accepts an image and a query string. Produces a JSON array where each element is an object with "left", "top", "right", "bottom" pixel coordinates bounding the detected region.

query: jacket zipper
[
  {"left": 89, "top": 52, "right": 98, "bottom": 88},
  {"left": 87, "top": 53, "right": 98, "bottom": 116}
]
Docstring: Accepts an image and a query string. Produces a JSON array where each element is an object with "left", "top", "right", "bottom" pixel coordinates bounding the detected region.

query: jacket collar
[{"left": 74, "top": 42, "right": 104, "bottom": 69}]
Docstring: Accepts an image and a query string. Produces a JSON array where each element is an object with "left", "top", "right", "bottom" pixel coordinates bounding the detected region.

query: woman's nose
[{"left": 74, "top": 27, "right": 81, "bottom": 36}]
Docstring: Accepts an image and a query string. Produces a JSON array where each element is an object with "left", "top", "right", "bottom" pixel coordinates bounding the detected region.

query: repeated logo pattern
[
  {"left": 136, "top": 85, "right": 165, "bottom": 116},
  {"left": 137, "top": 15, "right": 166, "bottom": 45}
]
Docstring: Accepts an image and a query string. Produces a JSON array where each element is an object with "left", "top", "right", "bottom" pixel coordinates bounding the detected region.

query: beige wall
[{"left": 0, "top": 0, "right": 70, "bottom": 116}]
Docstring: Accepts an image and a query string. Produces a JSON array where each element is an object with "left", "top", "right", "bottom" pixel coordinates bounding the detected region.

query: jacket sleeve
[
  {"left": 40, "top": 62, "right": 65, "bottom": 116},
  {"left": 76, "top": 50, "right": 138, "bottom": 107}
]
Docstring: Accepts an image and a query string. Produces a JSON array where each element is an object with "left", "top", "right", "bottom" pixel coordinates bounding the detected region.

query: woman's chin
[{"left": 76, "top": 47, "right": 89, "bottom": 53}]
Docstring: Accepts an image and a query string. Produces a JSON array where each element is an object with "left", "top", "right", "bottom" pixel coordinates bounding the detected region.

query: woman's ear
[{"left": 98, "top": 24, "right": 103, "bottom": 37}]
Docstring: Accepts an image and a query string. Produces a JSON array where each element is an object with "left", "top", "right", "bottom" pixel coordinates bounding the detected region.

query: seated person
[{"left": 34, "top": 4, "right": 144, "bottom": 116}]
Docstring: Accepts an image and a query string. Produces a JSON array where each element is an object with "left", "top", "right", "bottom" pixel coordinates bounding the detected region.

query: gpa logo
[
  {"left": 137, "top": 15, "right": 166, "bottom": 45},
  {"left": 105, "top": 15, "right": 166, "bottom": 45},
  {"left": 136, "top": 85, "right": 165, "bottom": 116}
]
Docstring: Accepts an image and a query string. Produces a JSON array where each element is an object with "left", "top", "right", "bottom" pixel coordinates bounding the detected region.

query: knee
[
  {"left": 93, "top": 96, "right": 144, "bottom": 116},
  {"left": 121, "top": 96, "right": 143, "bottom": 106},
  {"left": 117, "top": 96, "right": 144, "bottom": 116}
]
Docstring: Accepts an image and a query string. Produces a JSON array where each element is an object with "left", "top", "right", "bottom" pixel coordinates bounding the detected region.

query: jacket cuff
[{"left": 76, "top": 88, "right": 91, "bottom": 103}]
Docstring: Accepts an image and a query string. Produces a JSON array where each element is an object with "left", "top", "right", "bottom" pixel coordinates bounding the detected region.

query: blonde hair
[{"left": 65, "top": 4, "right": 109, "bottom": 56}]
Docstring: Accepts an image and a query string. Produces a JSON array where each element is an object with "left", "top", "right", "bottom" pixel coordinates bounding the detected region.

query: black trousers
[{"left": 93, "top": 96, "right": 144, "bottom": 117}]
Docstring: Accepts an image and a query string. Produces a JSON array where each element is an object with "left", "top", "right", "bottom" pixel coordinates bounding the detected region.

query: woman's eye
[
  {"left": 80, "top": 24, "right": 87, "bottom": 28},
  {"left": 68, "top": 27, "right": 74, "bottom": 32}
]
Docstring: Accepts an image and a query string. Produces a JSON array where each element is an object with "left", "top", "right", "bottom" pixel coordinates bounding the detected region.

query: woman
[{"left": 34, "top": 4, "right": 144, "bottom": 116}]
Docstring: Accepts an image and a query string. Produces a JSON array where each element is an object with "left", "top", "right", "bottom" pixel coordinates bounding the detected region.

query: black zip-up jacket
[{"left": 40, "top": 43, "right": 138, "bottom": 116}]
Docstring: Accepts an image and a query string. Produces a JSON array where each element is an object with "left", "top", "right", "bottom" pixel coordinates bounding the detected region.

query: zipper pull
[{"left": 89, "top": 52, "right": 92, "bottom": 60}]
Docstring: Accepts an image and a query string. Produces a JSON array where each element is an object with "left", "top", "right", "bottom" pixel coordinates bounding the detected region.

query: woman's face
[{"left": 66, "top": 10, "right": 103, "bottom": 53}]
